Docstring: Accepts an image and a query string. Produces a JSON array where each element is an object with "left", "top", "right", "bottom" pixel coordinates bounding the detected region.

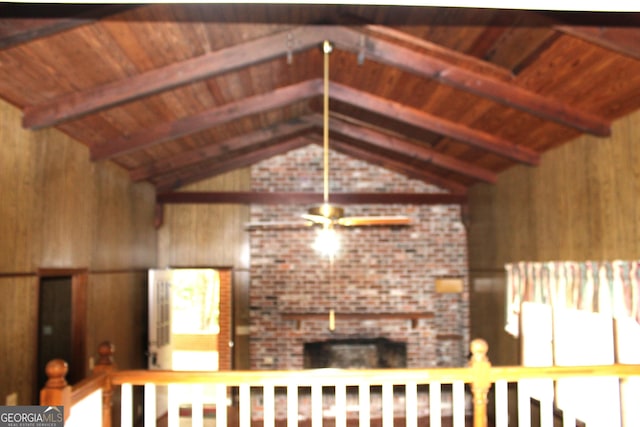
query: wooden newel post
[
  {"left": 93, "top": 341, "right": 117, "bottom": 427},
  {"left": 469, "top": 339, "right": 492, "bottom": 427},
  {"left": 40, "top": 359, "right": 72, "bottom": 421}
]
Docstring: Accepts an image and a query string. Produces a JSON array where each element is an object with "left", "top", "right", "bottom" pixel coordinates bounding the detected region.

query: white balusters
[
  {"left": 216, "top": 384, "right": 227, "bottom": 427},
  {"left": 452, "top": 380, "right": 465, "bottom": 427},
  {"left": 120, "top": 383, "right": 133, "bottom": 427},
  {"left": 381, "top": 382, "right": 394, "bottom": 427},
  {"left": 517, "top": 381, "right": 532, "bottom": 427},
  {"left": 539, "top": 392, "right": 554, "bottom": 427},
  {"left": 62, "top": 336, "right": 638, "bottom": 427},
  {"left": 311, "top": 384, "right": 323, "bottom": 427},
  {"left": 263, "top": 383, "right": 275, "bottom": 427},
  {"left": 359, "top": 383, "right": 371, "bottom": 427},
  {"left": 287, "top": 384, "right": 298, "bottom": 427},
  {"left": 335, "top": 383, "right": 347, "bottom": 427},
  {"left": 405, "top": 381, "right": 418, "bottom": 427},
  {"left": 494, "top": 380, "right": 508, "bottom": 427},
  {"left": 167, "top": 384, "right": 179, "bottom": 427},
  {"left": 239, "top": 384, "right": 251, "bottom": 427},
  {"left": 144, "top": 383, "right": 156, "bottom": 427},
  {"left": 191, "top": 384, "right": 204, "bottom": 427},
  {"left": 429, "top": 381, "right": 442, "bottom": 427}
]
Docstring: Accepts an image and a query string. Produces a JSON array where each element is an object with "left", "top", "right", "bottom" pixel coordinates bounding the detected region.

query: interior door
[
  {"left": 148, "top": 269, "right": 173, "bottom": 371},
  {"left": 148, "top": 268, "right": 221, "bottom": 420},
  {"left": 148, "top": 268, "right": 221, "bottom": 370},
  {"left": 36, "top": 269, "right": 87, "bottom": 404},
  {"left": 147, "top": 269, "right": 173, "bottom": 420},
  {"left": 37, "top": 276, "right": 73, "bottom": 391}
]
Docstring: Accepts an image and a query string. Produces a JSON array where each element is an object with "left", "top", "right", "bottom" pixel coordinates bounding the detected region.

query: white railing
[
  {"left": 41, "top": 339, "right": 640, "bottom": 427},
  {"left": 113, "top": 369, "right": 473, "bottom": 427}
]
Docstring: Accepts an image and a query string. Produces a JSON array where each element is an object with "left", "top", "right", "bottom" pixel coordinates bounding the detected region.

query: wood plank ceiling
[{"left": 1, "top": 4, "right": 639, "bottom": 205}]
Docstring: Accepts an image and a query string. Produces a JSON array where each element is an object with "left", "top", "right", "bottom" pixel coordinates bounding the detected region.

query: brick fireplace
[{"left": 249, "top": 145, "right": 469, "bottom": 369}]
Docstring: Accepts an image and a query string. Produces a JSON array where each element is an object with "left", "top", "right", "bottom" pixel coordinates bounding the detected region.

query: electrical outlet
[{"left": 6, "top": 392, "right": 18, "bottom": 406}]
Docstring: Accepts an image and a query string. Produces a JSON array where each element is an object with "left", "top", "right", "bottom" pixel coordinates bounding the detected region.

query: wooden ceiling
[{"left": 1, "top": 4, "right": 639, "bottom": 203}]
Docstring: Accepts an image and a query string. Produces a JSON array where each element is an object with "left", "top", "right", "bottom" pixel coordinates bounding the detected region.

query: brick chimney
[{"left": 249, "top": 145, "right": 468, "bottom": 369}]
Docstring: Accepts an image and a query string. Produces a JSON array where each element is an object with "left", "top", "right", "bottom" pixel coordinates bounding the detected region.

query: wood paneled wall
[
  {"left": 157, "top": 172, "right": 250, "bottom": 268},
  {"left": 86, "top": 272, "right": 149, "bottom": 372},
  {"left": 0, "top": 277, "right": 39, "bottom": 406},
  {"left": 467, "top": 109, "right": 640, "bottom": 365},
  {"left": 0, "top": 99, "right": 157, "bottom": 404}
]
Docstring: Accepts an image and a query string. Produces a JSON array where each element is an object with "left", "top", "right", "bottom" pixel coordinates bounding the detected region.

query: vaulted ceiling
[{"left": 1, "top": 4, "right": 639, "bottom": 205}]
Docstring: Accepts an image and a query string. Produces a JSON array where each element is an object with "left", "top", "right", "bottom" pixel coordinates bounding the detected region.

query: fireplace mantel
[{"left": 282, "top": 311, "right": 435, "bottom": 329}]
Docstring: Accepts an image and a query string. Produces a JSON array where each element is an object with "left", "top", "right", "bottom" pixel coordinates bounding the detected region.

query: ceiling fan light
[
  {"left": 308, "top": 203, "right": 344, "bottom": 220},
  {"left": 313, "top": 225, "right": 340, "bottom": 258}
]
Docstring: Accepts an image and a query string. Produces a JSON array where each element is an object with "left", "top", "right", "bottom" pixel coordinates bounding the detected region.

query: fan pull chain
[
  {"left": 322, "top": 40, "right": 332, "bottom": 206},
  {"left": 323, "top": 41, "right": 337, "bottom": 332},
  {"left": 328, "top": 252, "right": 336, "bottom": 332}
]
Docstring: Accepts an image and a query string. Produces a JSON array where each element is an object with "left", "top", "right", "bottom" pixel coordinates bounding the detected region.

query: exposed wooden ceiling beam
[
  {"left": 329, "top": 26, "right": 611, "bottom": 136},
  {"left": 147, "top": 104, "right": 494, "bottom": 189},
  {"left": 23, "top": 25, "right": 610, "bottom": 138},
  {"left": 130, "top": 117, "right": 315, "bottom": 182},
  {"left": 102, "top": 75, "right": 541, "bottom": 166},
  {"left": 22, "top": 26, "right": 327, "bottom": 129},
  {"left": 325, "top": 137, "right": 469, "bottom": 194},
  {"left": 91, "top": 79, "right": 322, "bottom": 161},
  {"left": 328, "top": 81, "right": 540, "bottom": 165},
  {"left": 157, "top": 191, "right": 467, "bottom": 205},
  {"left": 131, "top": 76, "right": 539, "bottom": 183},
  {"left": 554, "top": 26, "right": 640, "bottom": 60},
  {"left": 511, "top": 31, "right": 562, "bottom": 75},
  {"left": 154, "top": 136, "right": 312, "bottom": 192},
  {"left": 465, "top": 24, "right": 511, "bottom": 62},
  {"left": 304, "top": 115, "right": 497, "bottom": 183},
  {"left": 362, "top": 24, "right": 515, "bottom": 81},
  {"left": 0, "top": 5, "right": 134, "bottom": 50},
  {"left": 143, "top": 106, "right": 477, "bottom": 191}
]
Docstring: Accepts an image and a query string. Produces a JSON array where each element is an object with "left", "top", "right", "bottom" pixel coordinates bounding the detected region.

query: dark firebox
[{"left": 303, "top": 338, "right": 407, "bottom": 369}]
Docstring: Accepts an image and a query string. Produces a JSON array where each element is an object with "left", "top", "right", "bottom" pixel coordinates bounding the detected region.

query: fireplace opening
[{"left": 303, "top": 338, "right": 407, "bottom": 369}]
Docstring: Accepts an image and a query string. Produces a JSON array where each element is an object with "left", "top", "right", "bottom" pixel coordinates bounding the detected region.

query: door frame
[
  {"left": 147, "top": 267, "right": 233, "bottom": 370},
  {"left": 36, "top": 268, "right": 88, "bottom": 391}
]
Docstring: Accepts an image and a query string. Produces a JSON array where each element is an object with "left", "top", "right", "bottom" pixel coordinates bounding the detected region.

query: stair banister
[
  {"left": 469, "top": 338, "right": 491, "bottom": 427},
  {"left": 43, "top": 338, "right": 640, "bottom": 427},
  {"left": 92, "top": 341, "right": 117, "bottom": 427},
  {"left": 40, "top": 359, "right": 72, "bottom": 421},
  {"left": 40, "top": 341, "right": 117, "bottom": 427}
]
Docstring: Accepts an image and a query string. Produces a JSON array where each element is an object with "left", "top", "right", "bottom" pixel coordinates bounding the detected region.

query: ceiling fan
[
  {"left": 245, "top": 41, "right": 410, "bottom": 231},
  {"left": 301, "top": 40, "right": 411, "bottom": 229}
]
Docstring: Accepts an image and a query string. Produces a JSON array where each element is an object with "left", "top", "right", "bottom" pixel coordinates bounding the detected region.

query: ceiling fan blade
[
  {"left": 301, "top": 213, "right": 333, "bottom": 225},
  {"left": 337, "top": 216, "right": 411, "bottom": 227},
  {"left": 245, "top": 220, "right": 312, "bottom": 230}
]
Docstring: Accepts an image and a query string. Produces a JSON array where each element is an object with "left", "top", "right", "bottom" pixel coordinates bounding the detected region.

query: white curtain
[
  {"left": 505, "top": 260, "right": 640, "bottom": 337},
  {"left": 511, "top": 261, "right": 640, "bottom": 427}
]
